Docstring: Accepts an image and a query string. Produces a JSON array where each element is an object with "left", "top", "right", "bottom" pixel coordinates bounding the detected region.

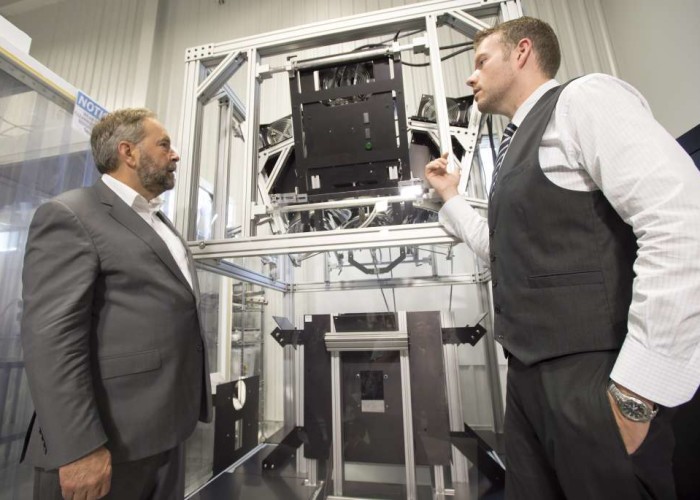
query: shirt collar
[
  {"left": 101, "top": 174, "right": 164, "bottom": 214},
  {"left": 511, "top": 79, "right": 560, "bottom": 127}
]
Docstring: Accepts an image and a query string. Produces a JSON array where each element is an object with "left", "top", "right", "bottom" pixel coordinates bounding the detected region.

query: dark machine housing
[{"left": 288, "top": 54, "right": 410, "bottom": 201}]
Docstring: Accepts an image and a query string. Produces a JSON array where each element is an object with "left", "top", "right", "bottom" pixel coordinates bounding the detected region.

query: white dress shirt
[
  {"left": 101, "top": 174, "right": 193, "bottom": 289},
  {"left": 439, "top": 73, "right": 700, "bottom": 406}
]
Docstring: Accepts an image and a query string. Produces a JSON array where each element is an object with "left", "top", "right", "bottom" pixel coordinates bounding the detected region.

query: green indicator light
[{"left": 365, "top": 142, "right": 373, "bottom": 150}]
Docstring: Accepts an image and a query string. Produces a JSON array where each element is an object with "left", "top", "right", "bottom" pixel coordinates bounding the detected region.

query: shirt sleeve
[
  {"left": 560, "top": 74, "right": 700, "bottom": 406},
  {"left": 438, "top": 195, "right": 490, "bottom": 264}
]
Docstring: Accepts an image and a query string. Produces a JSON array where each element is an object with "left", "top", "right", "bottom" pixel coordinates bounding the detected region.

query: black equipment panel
[
  {"left": 407, "top": 311, "right": 451, "bottom": 466},
  {"left": 303, "top": 315, "right": 333, "bottom": 460},
  {"left": 213, "top": 376, "right": 260, "bottom": 475},
  {"left": 289, "top": 55, "right": 410, "bottom": 201},
  {"left": 342, "top": 350, "right": 405, "bottom": 464}
]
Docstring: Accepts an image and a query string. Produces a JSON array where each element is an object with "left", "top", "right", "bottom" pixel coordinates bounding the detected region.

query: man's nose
[
  {"left": 171, "top": 148, "right": 180, "bottom": 162},
  {"left": 466, "top": 71, "right": 477, "bottom": 87}
]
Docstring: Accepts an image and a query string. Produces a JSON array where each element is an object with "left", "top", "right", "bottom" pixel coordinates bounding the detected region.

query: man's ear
[
  {"left": 514, "top": 37, "right": 534, "bottom": 69},
  {"left": 117, "top": 141, "right": 137, "bottom": 168}
]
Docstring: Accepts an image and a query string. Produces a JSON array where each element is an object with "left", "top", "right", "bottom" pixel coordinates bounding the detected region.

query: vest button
[
  {"left": 496, "top": 334, "right": 504, "bottom": 340},
  {"left": 494, "top": 306, "right": 501, "bottom": 314},
  {"left": 489, "top": 254, "right": 496, "bottom": 262},
  {"left": 489, "top": 229, "right": 495, "bottom": 236},
  {"left": 492, "top": 280, "right": 498, "bottom": 288},
  {"left": 196, "top": 343, "right": 203, "bottom": 352}
]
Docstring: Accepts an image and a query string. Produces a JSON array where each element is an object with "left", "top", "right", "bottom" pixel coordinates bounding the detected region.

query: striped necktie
[{"left": 489, "top": 122, "right": 518, "bottom": 199}]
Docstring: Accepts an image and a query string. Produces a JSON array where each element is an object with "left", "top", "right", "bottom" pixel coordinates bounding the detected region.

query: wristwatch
[{"left": 607, "top": 381, "right": 658, "bottom": 422}]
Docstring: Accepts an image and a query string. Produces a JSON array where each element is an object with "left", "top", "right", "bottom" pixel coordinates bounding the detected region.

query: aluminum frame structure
[
  {"left": 177, "top": 1, "right": 523, "bottom": 495},
  {"left": 175, "top": 0, "right": 522, "bottom": 250},
  {"left": 178, "top": 0, "right": 523, "bottom": 294}
]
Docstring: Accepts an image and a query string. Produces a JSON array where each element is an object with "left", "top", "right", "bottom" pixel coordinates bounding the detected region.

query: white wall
[
  {"left": 522, "top": 0, "right": 617, "bottom": 79},
  {"left": 597, "top": 0, "right": 700, "bottom": 137}
]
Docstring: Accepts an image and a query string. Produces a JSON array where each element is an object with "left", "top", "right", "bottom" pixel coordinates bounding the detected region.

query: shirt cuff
[{"left": 610, "top": 336, "right": 700, "bottom": 407}]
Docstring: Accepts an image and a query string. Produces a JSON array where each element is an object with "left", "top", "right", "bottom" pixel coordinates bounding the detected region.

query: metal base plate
[{"left": 189, "top": 444, "right": 322, "bottom": 500}]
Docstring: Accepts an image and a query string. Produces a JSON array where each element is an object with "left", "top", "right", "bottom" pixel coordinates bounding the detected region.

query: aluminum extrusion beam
[
  {"left": 208, "top": 0, "right": 503, "bottom": 57},
  {"left": 242, "top": 49, "right": 261, "bottom": 237},
  {"left": 330, "top": 352, "right": 343, "bottom": 496},
  {"left": 443, "top": 10, "right": 490, "bottom": 39},
  {"left": 500, "top": 0, "right": 524, "bottom": 21},
  {"left": 212, "top": 100, "right": 232, "bottom": 240},
  {"left": 262, "top": 143, "right": 293, "bottom": 193},
  {"left": 291, "top": 273, "right": 485, "bottom": 293},
  {"left": 324, "top": 330, "right": 409, "bottom": 351},
  {"left": 269, "top": 194, "right": 487, "bottom": 215},
  {"left": 189, "top": 223, "right": 458, "bottom": 259},
  {"left": 425, "top": 13, "right": 452, "bottom": 158},
  {"left": 195, "top": 259, "right": 289, "bottom": 293},
  {"left": 196, "top": 51, "right": 247, "bottom": 104},
  {"left": 400, "top": 349, "right": 417, "bottom": 500},
  {"left": 458, "top": 103, "right": 485, "bottom": 194},
  {"left": 175, "top": 60, "right": 208, "bottom": 238},
  {"left": 219, "top": 84, "right": 246, "bottom": 123}
]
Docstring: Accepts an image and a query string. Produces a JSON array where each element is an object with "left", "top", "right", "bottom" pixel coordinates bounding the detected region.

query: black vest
[{"left": 487, "top": 82, "right": 637, "bottom": 365}]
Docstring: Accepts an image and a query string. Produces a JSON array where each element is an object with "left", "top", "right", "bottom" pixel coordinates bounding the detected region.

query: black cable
[
  {"left": 354, "top": 28, "right": 426, "bottom": 52},
  {"left": 401, "top": 45, "right": 473, "bottom": 67},
  {"left": 440, "top": 41, "right": 474, "bottom": 51},
  {"left": 371, "top": 249, "right": 392, "bottom": 313},
  {"left": 389, "top": 248, "right": 398, "bottom": 313}
]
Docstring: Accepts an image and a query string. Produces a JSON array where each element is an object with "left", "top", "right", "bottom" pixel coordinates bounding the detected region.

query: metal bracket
[
  {"left": 347, "top": 247, "right": 406, "bottom": 275},
  {"left": 442, "top": 312, "right": 488, "bottom": 346},
  {"left": 185, "top": 44, "right": 214, "bottom": 62},
  {"left": 450, "top": 426, "right": 505, "bottom": 492},
  {"left": 270, "top": 316, "right": 307, "bottom": 348},
  {"left": 262, "top": 426, "right": 307, "bottom": 471},
  {"left": 270, "top": 326, "right": 306, "bottom": 349}
]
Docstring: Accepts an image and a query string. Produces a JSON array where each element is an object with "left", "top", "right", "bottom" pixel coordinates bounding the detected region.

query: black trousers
[
  {"left": 505, "top": 351, "right": 676, "bottom": 500},
  {"left": 33, "top": 445, "right": 184, "bottom": 500}
]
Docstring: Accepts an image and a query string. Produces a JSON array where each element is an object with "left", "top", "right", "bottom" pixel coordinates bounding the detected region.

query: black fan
[
  {"left": 259, "top": 115, "right": 293, "bottom": 149},
  {"left": 412, "top": 94, "right": 473, "bottom": 127}
]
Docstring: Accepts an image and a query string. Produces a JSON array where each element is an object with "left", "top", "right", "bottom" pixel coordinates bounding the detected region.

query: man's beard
[{"left": 137, "top": 150, "right": 175, "bottom": 196}]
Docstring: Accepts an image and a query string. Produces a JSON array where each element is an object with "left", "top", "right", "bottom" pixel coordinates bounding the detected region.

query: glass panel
[{"left": 0, "top": 67, "right": 97, "bottom": 498}]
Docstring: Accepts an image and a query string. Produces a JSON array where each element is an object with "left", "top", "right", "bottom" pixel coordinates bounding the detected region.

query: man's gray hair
[{"left": 90, "top": 108, "right": 156, "bottom": 174}]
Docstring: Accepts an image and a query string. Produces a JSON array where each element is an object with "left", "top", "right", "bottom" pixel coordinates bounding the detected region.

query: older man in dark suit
[{"left": 21, "top": 108, "right": 212, "bottom": 499}]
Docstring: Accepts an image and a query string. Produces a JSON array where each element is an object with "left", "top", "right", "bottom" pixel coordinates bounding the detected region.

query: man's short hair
[
  {"left": 474, "top": 16, "right": 561, "bottom": 78},
  {"left": 90, "top": 108, "right": 156, "bottom": 174}
]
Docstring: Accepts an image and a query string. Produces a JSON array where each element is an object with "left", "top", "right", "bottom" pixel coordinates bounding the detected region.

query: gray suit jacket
[{"left": 21, "top": 179, "right": 212, "bottom": 470}]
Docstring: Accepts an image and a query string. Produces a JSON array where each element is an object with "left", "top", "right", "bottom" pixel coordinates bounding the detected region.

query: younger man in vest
[{"left": 426, "top": 16, "right": 700, "bottom": 500}]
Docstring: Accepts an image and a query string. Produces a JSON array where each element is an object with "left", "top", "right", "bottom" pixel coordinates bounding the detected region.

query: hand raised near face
[{"left": 425, "top": 152, "right": 461, "bottom": 202}]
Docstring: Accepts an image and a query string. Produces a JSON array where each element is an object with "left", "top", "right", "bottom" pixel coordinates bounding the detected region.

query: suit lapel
[{"left": 93, "top": 180, "right": 193, "bottom": 294}]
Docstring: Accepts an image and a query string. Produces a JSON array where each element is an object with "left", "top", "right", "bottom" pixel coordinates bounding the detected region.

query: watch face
[{"left": 621, "top": 399, "right": 649, "bottom": 420}]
